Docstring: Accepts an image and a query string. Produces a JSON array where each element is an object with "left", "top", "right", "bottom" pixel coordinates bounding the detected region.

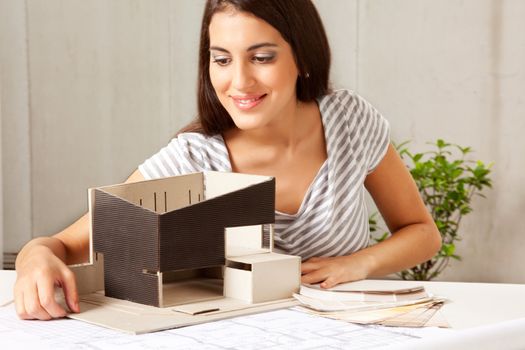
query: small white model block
[{"left": 224, "top": 252, "right": 301, "bottom": 303}]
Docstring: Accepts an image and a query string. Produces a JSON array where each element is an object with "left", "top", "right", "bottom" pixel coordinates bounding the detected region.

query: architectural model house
[{"left": 70, "top": 171, "right": 300, "bottom": 333}]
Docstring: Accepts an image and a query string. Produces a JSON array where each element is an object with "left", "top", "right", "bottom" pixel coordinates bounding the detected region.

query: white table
[
  {"left": 2, "top": 270, "right": 525, "bottom": 349},
  {"left": 415, "top": 280, "right": 525, "bottom": 329}
]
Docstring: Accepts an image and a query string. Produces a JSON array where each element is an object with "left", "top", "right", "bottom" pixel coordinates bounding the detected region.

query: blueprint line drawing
[{"left": 0, "top": 304, "right": 448, "bottom": 349}]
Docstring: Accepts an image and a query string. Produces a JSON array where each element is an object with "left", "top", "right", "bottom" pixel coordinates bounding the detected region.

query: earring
[{"left": 305, "top": 72, "right": 310, "bottom": 78}]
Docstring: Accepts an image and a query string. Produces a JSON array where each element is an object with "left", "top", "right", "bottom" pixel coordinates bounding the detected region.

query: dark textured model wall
[{"left": 92, "top": 177, "right": 275, "bottom": 307}]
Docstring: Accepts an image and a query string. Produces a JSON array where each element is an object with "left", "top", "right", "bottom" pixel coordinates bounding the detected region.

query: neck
[{"left": 229, "top": 100, "right": 314, "bottom": 150}]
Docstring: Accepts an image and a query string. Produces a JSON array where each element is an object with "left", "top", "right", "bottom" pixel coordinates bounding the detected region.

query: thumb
[{"left": 61, "top": 269, "right": 80, "bottom": 313}]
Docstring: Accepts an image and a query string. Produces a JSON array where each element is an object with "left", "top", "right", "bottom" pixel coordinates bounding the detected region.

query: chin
[
  {"left": 230, "top": 118, "right": 266, "bottom": 131},
  {"left": 227, "top": 111, "right": 270, "bottom": 131}
]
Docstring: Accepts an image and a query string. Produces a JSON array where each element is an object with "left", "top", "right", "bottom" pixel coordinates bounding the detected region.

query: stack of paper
[{"left": 294, "top": 280, "right": 449, "bottom": 328}]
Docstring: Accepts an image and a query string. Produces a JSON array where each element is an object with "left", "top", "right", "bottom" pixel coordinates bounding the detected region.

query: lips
[{"left": 231, "top": 94, "right": 267, "bottom": 111}]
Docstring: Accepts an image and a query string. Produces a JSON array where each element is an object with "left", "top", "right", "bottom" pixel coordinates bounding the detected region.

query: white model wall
[{"left": 1, "top": 0, "right": 524, "bottom": 282}]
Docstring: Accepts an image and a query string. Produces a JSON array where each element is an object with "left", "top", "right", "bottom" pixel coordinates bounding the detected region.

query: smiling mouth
[{"left": 231, "top": 94, "right": 267, "bottom": 110}]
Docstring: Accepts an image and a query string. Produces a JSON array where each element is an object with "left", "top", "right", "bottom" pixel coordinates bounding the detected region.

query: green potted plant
[{"left": 370, "top": 139, "right": 493, "bottom": 280}]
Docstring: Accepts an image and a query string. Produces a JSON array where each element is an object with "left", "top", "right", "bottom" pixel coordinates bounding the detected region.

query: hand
[
  {"left": 301, "top": 254, "right": 372, "bottom": 289},
  {"left": 14, "top": 245, "right": 79, "bottom": 320}
]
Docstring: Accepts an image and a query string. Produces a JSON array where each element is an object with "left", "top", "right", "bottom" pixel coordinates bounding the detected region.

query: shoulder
[
  {"left": 174, "top": 131, "right": 221, "bottom": 144},
  {"left": 318, "top": 89, "right": 388, "bottom": 135},
  {"left": 318, "top": 89, "right": 380, "bottom": 121},
  {"left": 139, "top": 132, "right": 230, "bottom": 180},
  {"left": 319, "top": 90, "right": 390, "bottom": 171},
  {"left": 169, "top": 132, "right": 224, "bottom": 155},
  {"left": 170, "top": 132, "right": 230, "bottom": 170}
]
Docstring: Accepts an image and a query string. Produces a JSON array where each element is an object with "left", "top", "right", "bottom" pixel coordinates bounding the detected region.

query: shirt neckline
[{"left": 216, "top": 94, "right": 330, "bottom": 218}]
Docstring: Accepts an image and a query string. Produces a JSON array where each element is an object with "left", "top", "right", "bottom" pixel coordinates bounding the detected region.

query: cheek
[
  {"left": 264, "top": 63, "right": 298, "bottom": 91},
  {"left": 209, "top": 66, "right": 229, "bottom": 94}
]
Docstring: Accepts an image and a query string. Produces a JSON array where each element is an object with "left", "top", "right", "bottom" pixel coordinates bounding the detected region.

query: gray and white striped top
[{"left": 138, "top": 89, "right": 390, "bottom": 260}]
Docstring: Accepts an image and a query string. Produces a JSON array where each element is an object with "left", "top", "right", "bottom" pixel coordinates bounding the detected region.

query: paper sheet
[
  {"left": 298, "top": 300, "right": 448, "bottom": 327},
  {"left": 293, "top": 292, "right": 438, "bottom": 312},
  {"left": 0, "top": 270, "right": 16, "bottom": 307},
  {"left": 316, "top": 279, "right": 426, "bottom": 293},
  {"left": 0, "top": 304, "right": 453, "bottom": 349},
  {"left": 300, "top": 283, "right": 429, "bottom": 303},
  {"left": 295, "top": 281, "right": 450, "bottom": 328}
]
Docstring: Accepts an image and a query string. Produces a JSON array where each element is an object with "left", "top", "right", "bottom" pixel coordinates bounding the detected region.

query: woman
[{"left": 14, "top": 0, "right": 441, "bottom": 320}]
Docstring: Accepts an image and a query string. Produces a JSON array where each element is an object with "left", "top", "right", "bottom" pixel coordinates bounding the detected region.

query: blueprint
[{"left": 0, "top": 304, "right": 450, "bottom": 349}]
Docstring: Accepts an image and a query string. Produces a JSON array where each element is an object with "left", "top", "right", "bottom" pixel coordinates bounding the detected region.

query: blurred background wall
[
  {"left": 1, "top": 0, "right": 524, "bottom": 282},
  {"left": 0, "top": 65, "right": 3, "bottom": 269}
]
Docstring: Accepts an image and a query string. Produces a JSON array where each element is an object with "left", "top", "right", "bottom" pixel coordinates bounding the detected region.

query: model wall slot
[
  {"left": 154, "top": 192, "right": 157, "bottom": 211},
  {"left": 225, "top": 260, "right": 252, "bottom": 271}
]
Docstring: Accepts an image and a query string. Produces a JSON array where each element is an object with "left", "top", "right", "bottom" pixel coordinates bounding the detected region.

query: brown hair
[{"left": 181, "top": 0, "right": 331, "bottom": 136}]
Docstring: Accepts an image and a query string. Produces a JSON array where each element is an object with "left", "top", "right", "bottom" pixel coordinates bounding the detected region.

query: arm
[
  {"left": 14, "top": 169, "right": 145, "bottom": 320},
  {"left": 301, "top": 144, "right": 442, "bottom": 288}
]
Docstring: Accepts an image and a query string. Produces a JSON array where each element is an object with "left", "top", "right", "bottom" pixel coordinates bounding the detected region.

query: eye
[
  {"left": 252, "top": 54, "right": 275, "bottom": 64},
  {"left": 211, "top": 56, "right": 231, "bottom": 66}
]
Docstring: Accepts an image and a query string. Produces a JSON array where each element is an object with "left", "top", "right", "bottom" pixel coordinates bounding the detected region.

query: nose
[{"left": 232, "top": 61, "right": 255, "bottom": 91}]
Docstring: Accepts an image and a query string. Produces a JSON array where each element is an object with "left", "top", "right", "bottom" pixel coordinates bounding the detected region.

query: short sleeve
[
  {"left": 138, "top": 134, "right": 204, "bottom": 180},
  {"left": 354, "top": 94, "right": 390, "bottom": 174}
]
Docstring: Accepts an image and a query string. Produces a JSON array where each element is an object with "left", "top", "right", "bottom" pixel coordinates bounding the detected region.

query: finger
[
  {"left": 306, "top": 257, "right": 323, "bottom": 262},
  {"left": 14, "top": 286, "right": 30, "bottom": 319},
  {"left": 301, "top": 268, "right": 328, "bottom": 285},
  {"left": 61, "top": 268, "right": 80, "bottom": 313},
  {"left": 301, "top": 261, "right": 320, "bottom": 275},
  {"left": 37, "top": 277, "right": 67, "bottom": 318},
  {"left": 320, "top": 276, "right": 339, "bottom": 289},
  {"left": 24, "top": 283, "right": 52, "bottom": 320}
]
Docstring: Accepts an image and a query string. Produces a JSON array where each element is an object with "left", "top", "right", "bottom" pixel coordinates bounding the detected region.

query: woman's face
[{"left": 208, "top": 10, "right": 299, "bottom": 131}]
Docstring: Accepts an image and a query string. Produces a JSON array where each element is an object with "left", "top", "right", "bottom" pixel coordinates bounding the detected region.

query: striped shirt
[{"left": 138, "top": 89, "right": 390, "bottom": 260}]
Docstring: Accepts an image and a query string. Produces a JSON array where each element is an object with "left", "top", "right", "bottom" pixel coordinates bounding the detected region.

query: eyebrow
[{"left": 209, "top": 42, "right": 278, "bottom": 53}]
